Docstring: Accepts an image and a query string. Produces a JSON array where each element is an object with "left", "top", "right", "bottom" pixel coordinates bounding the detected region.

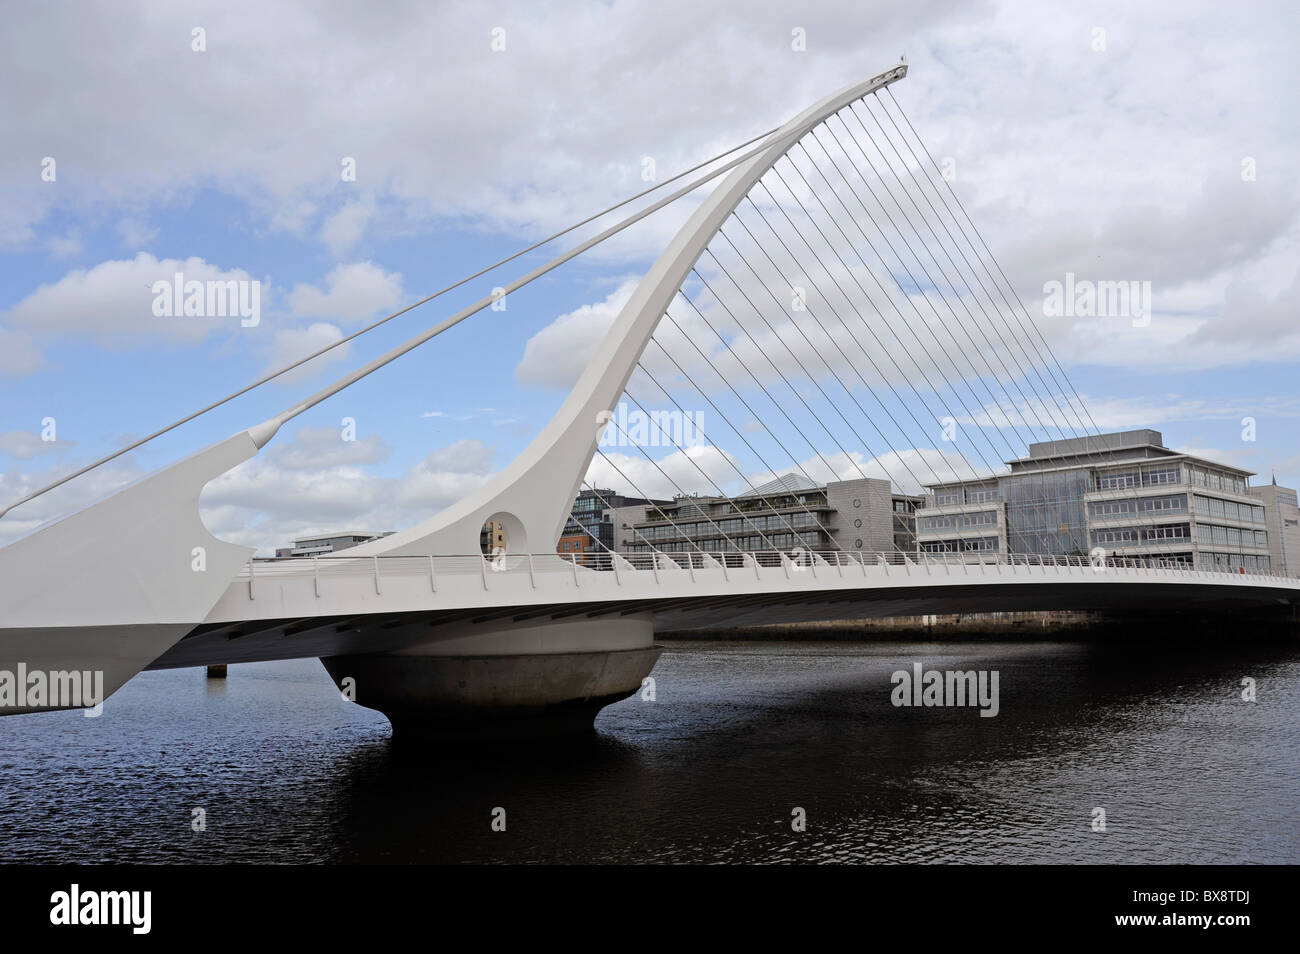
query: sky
[{"left": 2, "top": 0, "right": 1299, "bottom": 554}]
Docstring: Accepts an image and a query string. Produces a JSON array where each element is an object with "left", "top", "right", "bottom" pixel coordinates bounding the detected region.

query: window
[
  {"left": 1138, "top": 494, "right": 1187, "bottom": 514},
  {"left": 1092, "top": 527, "right": 1138, "bottom": 546},
  {"left": 920, "top": 536, "right": 998, "bottom": 553},
  {"left": 1089, "top": 499, "right": 1136, "bottom": 518},
  {"left": 1097, "top": 470, "right": 1139, "bottom": 490},
  {"left": 1141, "top": 465, "right": 1182, "bottom": 487}
]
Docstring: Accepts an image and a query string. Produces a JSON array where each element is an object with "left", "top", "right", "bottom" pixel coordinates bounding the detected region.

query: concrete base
[{"left": 319, "top": 615, "right": 661, "bottom": 740}]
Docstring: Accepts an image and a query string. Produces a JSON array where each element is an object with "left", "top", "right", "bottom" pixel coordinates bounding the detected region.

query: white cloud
[
  {"left": 47, "top": 232, "right": 82, "bottom": 259},
  {"left": 287, "top": 261, "right": 403, "bottom": 325},
  {"left": 0, "top": 429, "right": 74, "bottom": 460},
  {"left": 262, "top": 321, "right": 348, "bottom": 383},
  {"left": 319, "top": 198, "right": 375, "bottom": 257},
  {"left": 267, "top": 424, "right": 390, "bottom": 470},
  {"left": 116, "top": 218, "right": 158, "bottom": 249},
  {"left": 964, "top": 393, "right": 1300, "bottom": 434},
  {"left": 3, "top": 253, "right": 260, "bottom": 344},
  {"left": 515, "top": 279, "right": 638, "bottom": 388},
  {"left": 198, "top": 433, "right": 497, "bottom": 554},
  {"left": 585, "top": 443, "right": 987, "bottom": 499}
]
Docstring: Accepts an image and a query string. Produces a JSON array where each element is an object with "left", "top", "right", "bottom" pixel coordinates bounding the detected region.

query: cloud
[
  {"left": 958, "top": 391, "right": 1300, "bottom": 443},
  {"left": 261, "top": 321, "right": 349, "bottom": 383},
  {"left": 267, "top": 424, "right": 390, "bottom": 470},
  {"left": 287, "top": 261, "right": 403, "bottom": 325},
  {"left": 585, "top": 443, "right": 987, "bottom": 499},
  {"left": 0, "top": 429, "right": 74, "bottom": 460},
  {"left": 198, "top": 433, "right": 498, "bottom": 553},
  {"left": 47, "top": 232, "right": 82, "bottom": 259},
  {"left": 0, "top": 1, "right": 977, "bottom": 261},
  {"left": 116, "top": 218, "right": 158, "bottom": 249},
  {"left": 3, "top": 253, "right": 260, "bottom": 345},
  {"left": 1188, "top": 268, "right": 1300, "bottom": 350},
  {"left": 319, "top": 198, "right": 375, "bottom": 257},
  {"left": 515, "top": 279, "right": 638, "bottom": 389}
]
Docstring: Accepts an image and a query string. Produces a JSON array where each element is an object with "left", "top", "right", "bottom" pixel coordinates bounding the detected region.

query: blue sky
[{"left": 3, "top": 0, "right": 1299, "bottom": 553}]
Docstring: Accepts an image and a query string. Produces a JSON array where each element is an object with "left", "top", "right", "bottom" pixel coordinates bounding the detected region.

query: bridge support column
[{"left": 320, "top": 615, "right": 659, "bottom": 740}]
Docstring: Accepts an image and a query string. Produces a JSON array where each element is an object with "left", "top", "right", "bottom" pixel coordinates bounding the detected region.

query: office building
[
  {"left": 917, "top": 429, "right": 1272, "bottom": 572},
  {"left": 610, "top": 474, "right": 921, "bottom": 558},
  {"left": 274, "top": 531, "right": 393, "bottom": 558},
  {"left": 559, "top": 488, "right": 673, "bottom": 557},
  {"left": 1250, "top": 478, "right": 1300, "bottom": 577}
]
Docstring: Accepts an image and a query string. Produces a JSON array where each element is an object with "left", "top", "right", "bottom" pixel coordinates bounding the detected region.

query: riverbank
[{"left": 659, "top": 609, "right": 1300, "bottom": 640}]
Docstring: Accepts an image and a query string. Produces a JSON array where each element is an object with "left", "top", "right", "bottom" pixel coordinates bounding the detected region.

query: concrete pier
[{"left": 320, "top": 615, "right": 659, "bottom": 739}]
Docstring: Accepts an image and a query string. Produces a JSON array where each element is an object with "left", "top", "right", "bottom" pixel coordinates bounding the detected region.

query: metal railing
[{"left": 233, "top": 547, "right": 1297, "bottom": 600}]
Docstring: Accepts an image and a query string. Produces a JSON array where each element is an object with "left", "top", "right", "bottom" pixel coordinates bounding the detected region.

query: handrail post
[
  {"left": 429, "top": 554, "right": 437, "bottom": 592},
  {"left": 570, "top": 552, "right": 580, "bottom": 587},
  {"left": 527, "top": 552, "right": 536, "bottom": 589},
  {"left": 373, "top": 555, "right": 382, "bottom": 595},
  {"left": 247, "top": 558, "right": 254, "bottom": 600},
  {"left": 480, "top": 553, "right": 489, "bottom": 590},
  {"left": 313, "top": 555, "right": 320, "bottom": 597}
]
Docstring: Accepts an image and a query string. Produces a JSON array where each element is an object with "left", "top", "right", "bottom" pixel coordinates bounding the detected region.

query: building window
[
  {"left": 1141, "top": 465, "right": 1181, "bottom": 486},
  {"left": 1096, "top": 470, "right": 1139, "bottom": 490}
]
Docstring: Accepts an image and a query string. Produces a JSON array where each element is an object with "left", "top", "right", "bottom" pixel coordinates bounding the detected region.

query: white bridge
[{"left": 4, "top": 63, "right": 1297, "bottom": 735}]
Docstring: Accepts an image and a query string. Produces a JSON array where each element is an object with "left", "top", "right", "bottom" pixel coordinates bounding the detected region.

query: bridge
[{"left": 4, "top": 63, "right": 1298, "bottom": 735}]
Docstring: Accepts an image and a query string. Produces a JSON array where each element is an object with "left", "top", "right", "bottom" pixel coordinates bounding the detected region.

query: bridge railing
[{"left": 233, "top": 546, "right": 1294, "bottom": 601}]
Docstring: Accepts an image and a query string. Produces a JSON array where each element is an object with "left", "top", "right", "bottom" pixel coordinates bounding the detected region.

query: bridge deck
[{"left": 147, "top": 551, "right": 1300, "bottom": 669}]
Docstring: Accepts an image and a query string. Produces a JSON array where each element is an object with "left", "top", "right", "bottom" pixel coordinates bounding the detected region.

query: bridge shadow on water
[{"left": 319, "top": 635, "right": 1300, "bottom": 864}]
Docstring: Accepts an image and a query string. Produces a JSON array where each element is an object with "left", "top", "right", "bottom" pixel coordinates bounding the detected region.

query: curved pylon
[
  {"left": 352, "top": 63, "right": 909, "bottom": 558},
  {"left": 0, "top": 66, "right": 906, "bottom": 708}
]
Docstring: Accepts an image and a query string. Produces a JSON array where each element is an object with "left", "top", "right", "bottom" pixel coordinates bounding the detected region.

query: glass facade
[{"left": 1002, "top": 469, "right": 1091, "bottom": 557}]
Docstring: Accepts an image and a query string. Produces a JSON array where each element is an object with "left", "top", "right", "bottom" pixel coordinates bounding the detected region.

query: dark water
[{"left": 2, "top": 638, "right": 1297, "bottom": 864}]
